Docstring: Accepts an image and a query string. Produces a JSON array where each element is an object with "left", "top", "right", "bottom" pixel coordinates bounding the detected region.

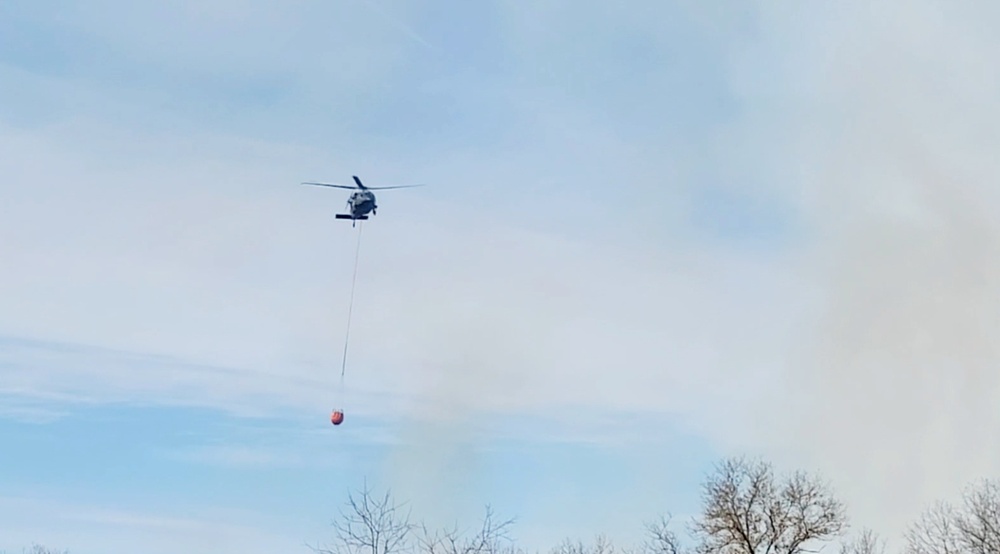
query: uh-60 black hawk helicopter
[{"left": 301, "top": 175, "right": 424, "bottom": 227}]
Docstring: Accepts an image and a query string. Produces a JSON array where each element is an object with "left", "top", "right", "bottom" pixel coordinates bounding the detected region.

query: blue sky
[{"left": 4, "top": 1, "right": 1000, "bottom": 553}]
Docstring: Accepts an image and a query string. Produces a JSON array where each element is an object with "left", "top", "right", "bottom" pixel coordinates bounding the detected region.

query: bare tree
[
  {"left": 639, "top": 514, "right": 684, "bottom": 554},
  {"left": 689, "top": 457, "right": 847, "bottom": 554},
  {"left": 552, "top": 534, "right": 616, "bottom": 554},
  {"left": 314, "top": 480, "right": 416, "bottom": 554},
  {"left": 905, "top": 479, "right": 1000, "bottom": 554},
  {"left": 418, "top": 505, "right": 520, "bottom": 554},
  {"left": 954, "top": 480, "right": 1000, "bottom": 554},
  {"left": 906, "top": 500, "right": 967, "bottom": 554},
  {"left": 23, "top": 545, "right": 68, "bottom": 554},
  {"left": 840, "top": 529, "right": 886, "bottom": 554}
]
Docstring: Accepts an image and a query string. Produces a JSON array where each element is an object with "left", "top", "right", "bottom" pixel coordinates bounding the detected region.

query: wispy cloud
[
  {"left": 0, "top": 400, "right": 68, "bottom": 424},
  {"left": 0, "top": 495, "right": 302, "bottom": 553},
  {"left": 355, "top": 0, "right": 438, "bottom": 52},
  {"left": 166, "top": 444, "right": 322, "bottom": 469}
]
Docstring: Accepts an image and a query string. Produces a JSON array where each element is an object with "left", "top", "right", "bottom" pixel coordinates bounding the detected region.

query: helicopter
[{"left": 301, "top": 175, "right": 424, "bottom": 227}]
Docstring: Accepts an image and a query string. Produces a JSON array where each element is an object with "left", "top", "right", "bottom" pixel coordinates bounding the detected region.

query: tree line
[
  {"left": 311, "top": 457, "right": 1000, "bottom": 554},
  {"left": 16, "top": 456, "right": 1000, "bottom": 554}
]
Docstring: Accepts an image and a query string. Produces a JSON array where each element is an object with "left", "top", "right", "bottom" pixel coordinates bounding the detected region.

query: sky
[{"left": 2, "top": 0, "right": 1000, "bottom": 552}]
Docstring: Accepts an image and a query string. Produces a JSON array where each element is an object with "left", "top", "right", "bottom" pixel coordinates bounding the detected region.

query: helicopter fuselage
[
  {"left": 347, "top": 189, "right": 377, "bottom": 218},
  {"left": 303, "top": 174, "right": 421, "bottom": 227}
]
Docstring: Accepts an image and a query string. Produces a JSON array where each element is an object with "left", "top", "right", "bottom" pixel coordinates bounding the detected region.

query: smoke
[{"left": 729, "top": 0, "right": 1000, "bottom": 544}]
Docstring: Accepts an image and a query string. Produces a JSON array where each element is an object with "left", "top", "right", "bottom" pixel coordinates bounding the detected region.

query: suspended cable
[{"left": 338, "top": 220, "right": 364, "bottom": 401}]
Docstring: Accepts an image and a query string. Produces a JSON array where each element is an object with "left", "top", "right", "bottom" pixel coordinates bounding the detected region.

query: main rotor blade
[
  {"left": 301, "top": 182, "right": 357, "bottom": 190},
  {"left": 365, "top": 184, "right": 426, "bottom": 190}
]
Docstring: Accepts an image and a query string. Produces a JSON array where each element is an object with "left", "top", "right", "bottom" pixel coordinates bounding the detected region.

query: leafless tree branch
[
  {"left": 906, "top": 501, "right": 965, "bottom": 554},
  {"left": 906, "top": 479, "right": 1000, "bottom": 554},
  {"left": 22, "top": 546, "right": 68, "bottom": 554},
  {"left": 955, "top": 480, "right": 1000, "bottom": 554},
  {"left": 418, "top": 505, "right": 520, "bottom": 554},
  {"left": 552, "top": 534, "right": 616, "bottom": 554},
  {"left": 689, "top": 457, "right": 846, "bottom": 554},
  {"left": 840, "top": 528, "right": 886, "bottom": 554},
  {"left": 642, "top": 514, "right": 684, "bottom": 554},
  {"left": 313, "top": 479, "right": 415, "bottom": 554}
]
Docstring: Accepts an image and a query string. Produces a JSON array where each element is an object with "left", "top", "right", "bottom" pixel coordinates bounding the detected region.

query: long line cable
[{"left": 338, "top": 221, "right": 364, "bottom": 403}]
